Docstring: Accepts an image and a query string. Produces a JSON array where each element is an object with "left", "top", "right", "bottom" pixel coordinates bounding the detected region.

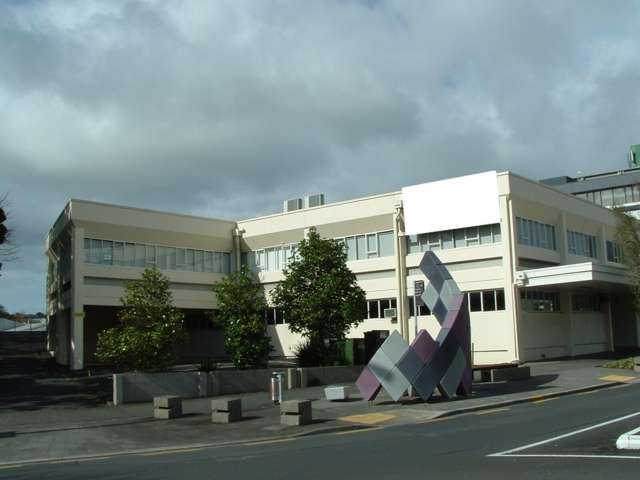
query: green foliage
[
  {"left": 95, "top": 268, "right": 187, "bottom": 371},
  {"left": 614, "top": 208, "right": 640, "bottom": 311},
  {"left": 272, "top": 227, "right": 366, "bottom": 366},
  {"left": 213, "top": 266, "right": 272, "bottom": 369},
  {"left": 602, "top": 357, "right": 636, "bottom": 370}
]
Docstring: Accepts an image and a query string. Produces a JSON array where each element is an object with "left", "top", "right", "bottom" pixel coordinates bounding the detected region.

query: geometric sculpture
[{"left": 356, "top": 251, "right": 472, "bottom": 402}]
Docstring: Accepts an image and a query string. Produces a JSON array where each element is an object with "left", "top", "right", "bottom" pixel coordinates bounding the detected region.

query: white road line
[
  {"left": 488, "top": 410, "right": 640, "bottom": 457},
  {"left": 616, "top": 425, "right": 640, "bottom": 450},
  {"left": 495, "top": 454, "right": 640, "bottom": 460}
]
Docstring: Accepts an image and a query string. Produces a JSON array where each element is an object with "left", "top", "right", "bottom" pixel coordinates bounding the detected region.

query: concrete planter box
[{"left": 113, "top": 365, "right": 364, "bottom": 405}]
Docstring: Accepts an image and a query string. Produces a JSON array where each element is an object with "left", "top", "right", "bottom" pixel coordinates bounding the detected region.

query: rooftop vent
[
  {"left": 283, "top": 198, "right": 303, "bottom": 212},
  {"left": 305, "top": 194, "right": 325, "bottom": 208}
]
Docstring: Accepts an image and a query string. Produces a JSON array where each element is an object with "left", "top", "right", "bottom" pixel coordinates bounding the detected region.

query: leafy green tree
[
  {"left": 272, "top": 227, "right": 366, "bottom": 366},
  {"left": 614, "top": 208, "right": 640, "bottom": 310},
  {"left": 213, "top": 266, "right": 272, "bottom": 369},
  {"left": 96, "top": 268, "right": 187, "bottom": 371}
]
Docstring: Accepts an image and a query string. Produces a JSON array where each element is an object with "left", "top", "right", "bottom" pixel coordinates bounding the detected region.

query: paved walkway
[{"left": 1, "top": 356, "right": 640, "bottom": 464}]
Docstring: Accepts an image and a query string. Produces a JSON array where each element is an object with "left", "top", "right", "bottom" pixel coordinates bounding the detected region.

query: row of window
[
  {"left": 265, "top": 307, "right": 286, "bottom": 325},
  {"left": 572, "top": 294, "right": 601, "bottom": 312},
  {"left": 516, "top": 217, "right": 557, "bottom": 251},
  {"left": 520, "top": 290, "right": 561, "bottom": 313},
  {"left": 84, "top": 238, "right": 231, "bottom": 274},
  {"left": 246, "top": 245, "right": 298, "bottom": 273},
  {"left": 336, "top": 231, "right": 395, "bottom": 261},
  {"left": 406, "top": 224, "right": 501, "bottom": 254},
  {"left": 567, "top": 230, "right": 598, "bottom": 259},
  {"left": 468, "top": 289, "right": 506, "bottom": 312},
  {"left": 576, "top": 185, "right": 640, "bottom": 208}
]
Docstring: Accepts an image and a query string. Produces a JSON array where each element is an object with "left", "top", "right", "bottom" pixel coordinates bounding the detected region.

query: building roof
[{"left": 540, "top": 167, "right": 640, "bottom": 194}]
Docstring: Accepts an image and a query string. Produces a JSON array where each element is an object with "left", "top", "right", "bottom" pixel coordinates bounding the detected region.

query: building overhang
[{"left": 515, "top": 262, "right": 633, "bottom": 291}]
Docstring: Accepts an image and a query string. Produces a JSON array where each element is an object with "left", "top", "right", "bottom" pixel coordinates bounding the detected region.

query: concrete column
[
  {"left": 606, "top": 298, "right": 615, "bottom": 352},
  {"left": 233, "top": 227, "right": 243, "bottom": 272},
  {"left": 70, "top": 225, "right": 85, "bottom": 370},
  {"left": 393, "top": 204, "right": 409, "bottom": 341},
  {"left": 598, "top": 225, "right": 607, "bottom": 265},
  {"left": 567, "top": 291, "right": 575, "bottom": 357},
  {"left": 501, "top": 193, "right": 521, "bottom": 363},
  {"left": 558, "top": 213, "right": 568, "bottom": 264}
]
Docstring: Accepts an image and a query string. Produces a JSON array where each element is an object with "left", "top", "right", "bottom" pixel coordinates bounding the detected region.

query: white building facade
[{"left": 46, "top": 171, "right": 639, "bottom": 370}]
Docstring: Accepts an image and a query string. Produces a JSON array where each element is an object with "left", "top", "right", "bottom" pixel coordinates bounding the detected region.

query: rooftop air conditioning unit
[
  {"left": 305, "top": 194, "right": 325, "bottom": 208},
  {"left": 283, "top": 198, "right": 303, "bottom": 212}
]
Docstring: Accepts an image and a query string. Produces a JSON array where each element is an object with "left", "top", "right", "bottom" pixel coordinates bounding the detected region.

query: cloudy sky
[{"left": 1, "top": 0, "right": 640, "bottom": 313}]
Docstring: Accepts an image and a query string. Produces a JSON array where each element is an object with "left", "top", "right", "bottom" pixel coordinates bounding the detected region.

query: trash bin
[{"left": 270, "top": 371, "right": 285, "bottom": 404}]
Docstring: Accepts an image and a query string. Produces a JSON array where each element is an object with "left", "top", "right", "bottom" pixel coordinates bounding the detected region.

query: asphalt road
[{"left": 4, "top": 382, "right": 640, "bottom": 480}]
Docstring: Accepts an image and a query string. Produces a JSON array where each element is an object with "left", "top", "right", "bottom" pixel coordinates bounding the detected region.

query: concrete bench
[
  {"left": 280, "top": 399, "right": 312, "bottom": 426},
  {"left": 153, "top": 395, "right": 182, "bottom": 419},
  {"left": 211, "top": 398, "right": 242, "bottom": 423},
  {"left": 324, "top": 385, "right": 348, "bottom": 401}
]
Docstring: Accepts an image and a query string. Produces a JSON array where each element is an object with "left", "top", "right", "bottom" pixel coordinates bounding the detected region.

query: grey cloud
[{"left": 2, "top": 0, "right": 640, "bottom": 312}]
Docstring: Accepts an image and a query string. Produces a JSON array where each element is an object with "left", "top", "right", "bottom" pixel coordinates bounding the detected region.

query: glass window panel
[
  {"left": 408, "top": 297, "right": 415, "bottom": 317},
  {"left": 256, "top": 250, "right": 265, "bottom": 270},
  {"left": 492, "top": 224, "right": 502, "bottom": 243},
  {"left": 167, "top": 248, "right": 176, "bottom": 270},
  {"left": 346, "top": 237, "right": 357, "bottom": 261},
  {"left": 634, "top": 185, "right": 640, "bottom": 203},
  {"left": 469, "top": 292, "right": 482, "bottom": 312},
  {"left": 406, "top": 235, "right": 420, "bottom": 254},
  {"left": 266, "top": 308, "right": 275, "bottom": 325},
  {"left": 418, "top": 233, "right": 429, "bottom": 252},
  {"left": 156, "top": 246, "right": 167, "bottom": 270},
  {"left": 124, "top": 243, "right": 135, "bottom": 266},
  {"left": 223, "top": 253, "right": 231, "bottom": 273},
  {"left": 601, "top": 189, "right": 613, "bottom": 206},
  {"left": 213, "top": 252, "right": 222, "bottom": 273},
  {"left": 625, "top": 186, "right": 634, "bottom": 203},
  {"left": 135, "top": 244, "right": 145, "bottom": 267},
  {"left": 379, "top": 299, "right": 391, "bottom": 311},
  {"left": 113, "top": 242, "right": 124, "bottom": 266},
  {"left": 419, "top": 304, "right": 430, "bottom": 316},
  {"left": 427, "top": 232, "right": 441, "bottom": 250},
  {"left": 368, "top": 300, "right": 379, "bottom": 319},
  {"left": 101, "top": 240, "right": 113, "bottom": 265},
  {"left": 479, "top": 225, "right": 492, "bottom": 244},
  {"left": 378, "top": 231, "right": 394, "bottom": 257},
  {"left": 613, "top": 187, "right": 626, "bottom": 206},
  {"left": 90, "top": 239, "right": 102, "bottom": 264},
  {"left": 267, "top": 248, "right": 278, "bottom": 271},
  {"left": 496, "top": 289, "right": 505, "bottom": 310},
  {"left": 454, "top": 229, "right": 466, "bottom": 248},
  {"left": 465, "top": 227, "right": 479, "bottom": 246},
  {"left": 356, "top": 235, "right": 366, "bottom": 260},
  {"left": 194, "top": 250, "right": 204, "bottom": 272},
  {"left": 367, "top": 234, "right": 378, "bottom": 257},
  {"left": 84, "top": 238, "right": 91, "bottom": 263},
  {"left": 185, "top": 249, "right": 195, "bottom": 271},
  {"left": 176, "top": 248, "right": 186, "bottom": 270},
  {"left": 145, "top": 245, "right": 155, "bottom": 266},
  {"left": 482, "top": 290, "right": 496, "bottom": 311},
  {"left": 204, "top": 251, "right": 213, "bottom": 272},
  {"left": 441, "top": 231, "right": 454, "bottom": 249}
]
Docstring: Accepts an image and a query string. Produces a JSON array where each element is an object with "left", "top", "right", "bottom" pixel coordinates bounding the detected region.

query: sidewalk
[{"left": 1, "top": 359, "right": 639, "bottom": 465}]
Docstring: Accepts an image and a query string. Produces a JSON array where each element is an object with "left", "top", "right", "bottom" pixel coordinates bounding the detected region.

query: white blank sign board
[{"left": 402, "top": 171, "right": 500, "bottom": 236}]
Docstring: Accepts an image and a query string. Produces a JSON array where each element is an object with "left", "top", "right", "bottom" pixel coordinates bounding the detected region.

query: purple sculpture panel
[{"left": 355, "top": 251, "right": 472, "bottom": 402}]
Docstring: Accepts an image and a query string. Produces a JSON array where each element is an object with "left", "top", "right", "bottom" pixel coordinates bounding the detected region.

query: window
[
  {"left": 466, "top": 289, "right": 506, "bottom": 312},
  {"left": 406, "top": 223, "right": 501, "bottom": 253},
  {"left": 516, "top": 217, "right": 556, "bottom": 250},
  {"left": 520, "top": 290, "right": 561, "bottom": 313},
  {"left": 339, "top": 230, "right": 395, "bottom": 261},
  {"left": 572, "top": 294, "right": 600, "bottom": 312},
  {"left": 606, "top": 240, "right": 623, "bottom": 263},
  {"left": 265, "top": 307, "right": 286, "bottom": 325},
  {"left": 378, "top": 231, "right": 394, "bottom": 257},
  {"left": 83, "top": 238, "right": 230, "bottom": 274},
  {"left": 366, "top": 298, "right": 397, "bottom": 319},
  {"left": 567, "top": 230, "right": 597, "bottom": 258}
]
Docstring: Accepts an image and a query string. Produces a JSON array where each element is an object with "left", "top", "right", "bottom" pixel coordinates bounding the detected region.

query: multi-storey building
[{"left": 46, "top": 171, "right": 639, "bottom": 370}]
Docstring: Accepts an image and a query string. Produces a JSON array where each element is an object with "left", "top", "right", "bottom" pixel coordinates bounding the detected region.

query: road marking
[
  {"left": 244, "top": 438, "right": 295, "bottom": 447},
  {"left": 532, "top": 397, "right": 557, "bottom": 404},
  {"left": 50, "top": 456, "right": 113, "bottom": 464},
  {"left": 488, "top": 410, "right": 640, "bottom": 457},
  {"left": 334, "top": 426, "right": 382, "bottom": 436},
  {"left": 141, "top": 448, "right": 204, "bottom": 457},
  {"left": 475, "top": 408, "right": 509, "bottom": 415},
  {"left": 599, "top": 375, "right": 637, "bottom": 383},
  {"left": 0, "top": 464, "right": 23, "bottom": 470},
  {"left": 494, "top": 453, "right": 640, "bottom": 460},
  {"left": 338, "top": 413, "right": 395, "bottom": 425}
]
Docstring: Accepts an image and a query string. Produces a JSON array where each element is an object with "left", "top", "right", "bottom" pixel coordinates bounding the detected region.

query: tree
[
  {"left": 96, "top": 268, "right": 187, "bottom": 371},
  {"left": 213, "top": 266, "right": 271, "bottom": 369},
  {"left": 271, "top": 227, "right": 366, "bottom": 366},
  {"left": 614, "top": 208, "right": 640, "bottom": 310},
  {"left": 0, "top": 194, "right": 17, "bottom": 275}
]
